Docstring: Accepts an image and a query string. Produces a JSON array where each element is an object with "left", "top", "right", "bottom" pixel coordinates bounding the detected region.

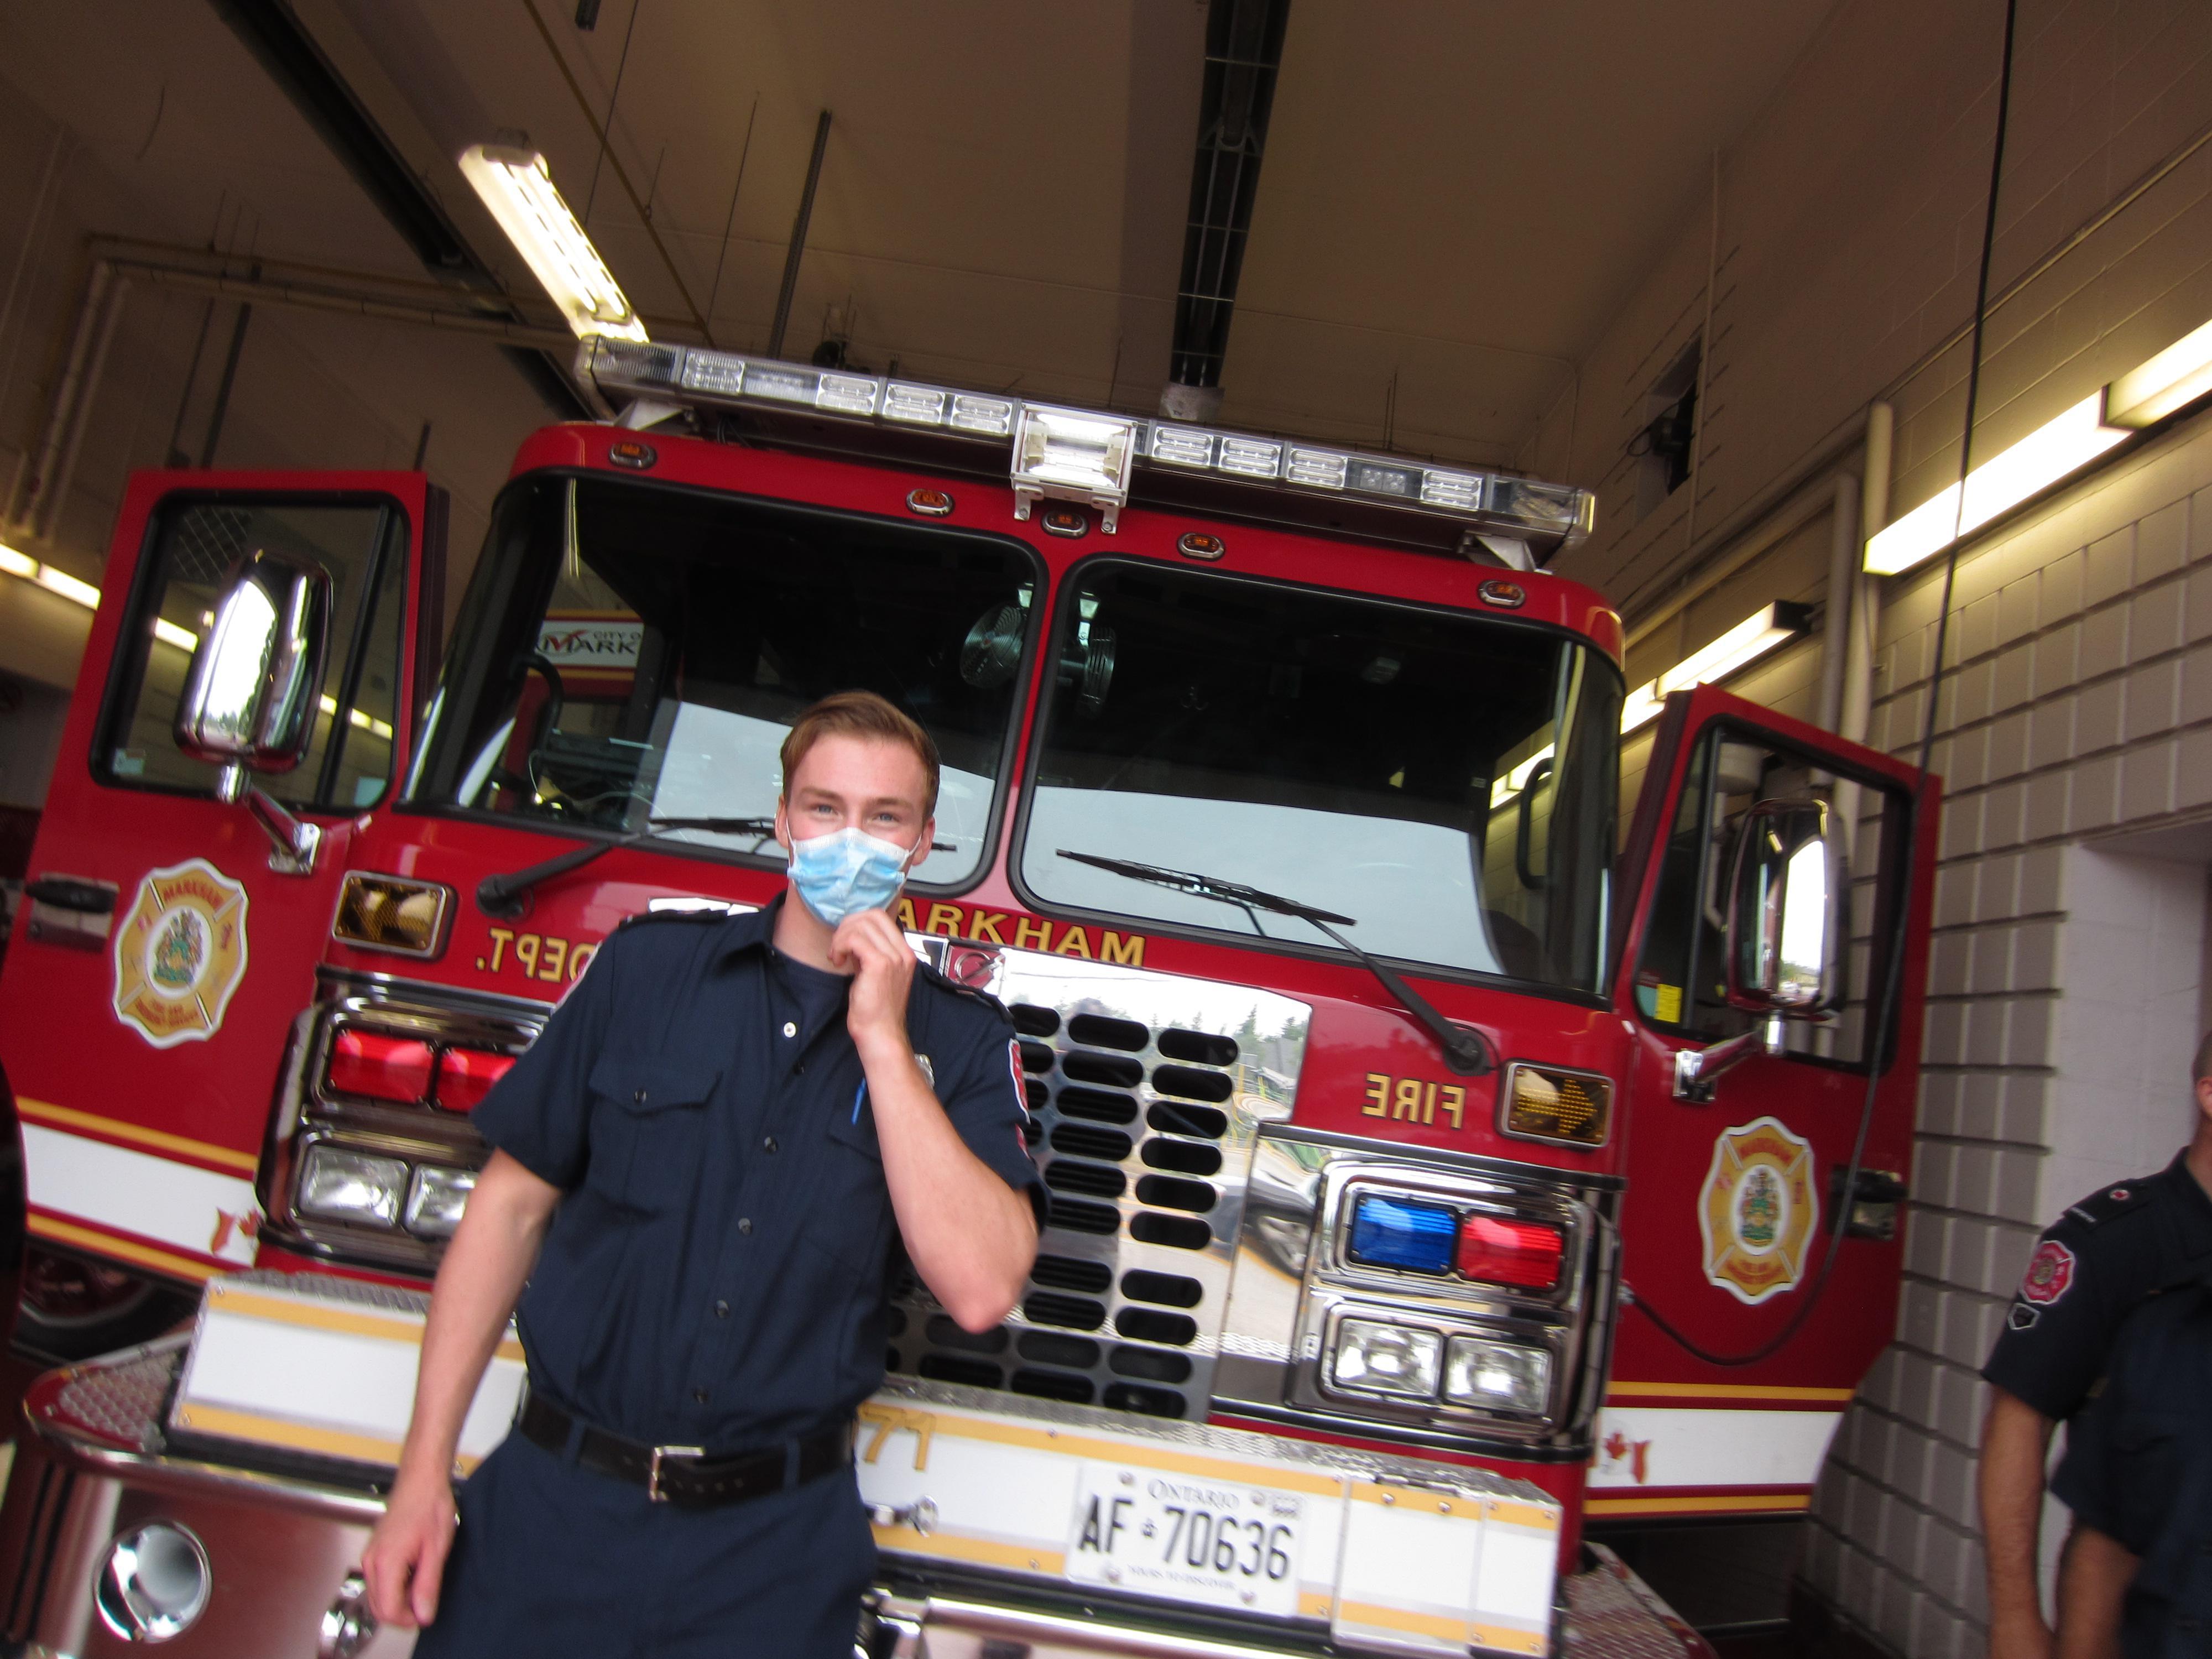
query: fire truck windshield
[
  {"left": 1019, "top": 561, "right": 1621, "bottom": 993},
  {"left": 408, "top": 473, "right": 1041, "bottom": 887}
]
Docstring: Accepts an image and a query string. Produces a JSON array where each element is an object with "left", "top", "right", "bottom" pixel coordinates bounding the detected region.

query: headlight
[
  {"left": 1443, "top": 1335, "right": 1551, "bottom": 1415},
  {"left": 96, "top": 1522, "right": 211, "bottom": 1641},
  {"left": 405, "top": 1165, "right": 477, "bottom": 1239},
  {"left": 1330, "top": 1318, "right": 1442, "bottom": 1400},
  {"left": 299, "top": 1146, "right": 408, "bottom": 1229}
]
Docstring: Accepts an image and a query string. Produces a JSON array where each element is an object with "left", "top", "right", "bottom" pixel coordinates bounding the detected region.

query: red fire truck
[{"left": 0, "top": 339, "right": 1933, "bottom": 1657}]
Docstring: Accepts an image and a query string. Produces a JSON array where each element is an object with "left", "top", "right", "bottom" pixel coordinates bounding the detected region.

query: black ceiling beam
[
  {"left": 205, "top": 0, "right": 589, "bottom": 416},
  {"left": 1168, "top": 0, "right": 1291, "bottom": 391}
]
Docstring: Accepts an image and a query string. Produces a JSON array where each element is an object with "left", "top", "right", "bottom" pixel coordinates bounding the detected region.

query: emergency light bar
[{"left": 578, "top": 340, "right": 1596, "bottom": 563}]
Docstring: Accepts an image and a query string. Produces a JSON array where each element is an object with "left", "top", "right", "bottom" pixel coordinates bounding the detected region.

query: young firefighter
[
  {"left": 1978, "top": 1034, "right": 2212, "bottom": 1659},
  {"left": 363, "top": 691, "right": 1044, "bottom": 1657}
]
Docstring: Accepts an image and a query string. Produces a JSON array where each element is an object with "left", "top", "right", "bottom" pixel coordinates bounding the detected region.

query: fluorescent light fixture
[
  {"left": 319, "top": 693, "right": 393, "bottom": 742},
  {"left": 33, "top": 565, "right": 100, "bottom": 608},
  {"left": 1620, "top": 681, "right": 1665, "bottom": 734},
  {"left": 1866, "top": 394, "right": 2127, "bottom": 575},
  {"left": 2106, "top": 315, "right": 2212, "bottom": 429},
  {"left": 1489, "top": 744, "right": 1555, "bottom": 808},
  {"left": 153, "top": 618, "right": 198, "bottom": 651},
  {"left": 1620, "top": 602, "right": 1811, "bottom": 733},
  {"left": 458, "top": 144, "right": 648, "bottom": 343},
  {"left": 2, "top": 541, "right": 105, "bottom": 614}
]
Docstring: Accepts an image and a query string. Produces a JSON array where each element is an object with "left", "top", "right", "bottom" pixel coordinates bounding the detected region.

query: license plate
[{"left": 1064, "top": 1460, "right": 1306, "bottom": 1618}]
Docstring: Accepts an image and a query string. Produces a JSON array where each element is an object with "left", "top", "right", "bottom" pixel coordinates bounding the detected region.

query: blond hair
[{"left": 779, "top": 690, "right": 940, "bottom": 817}]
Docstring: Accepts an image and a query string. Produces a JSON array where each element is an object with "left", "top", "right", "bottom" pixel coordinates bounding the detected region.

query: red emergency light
[
  {"left": 326, "top": 1031, "right": 434, "bottom": 1105},
  {"left": 434, "top": 1047, "right": 517, "bottom": 1113},
  {"left": 1455, "top": 1214, "right": 1564, "bottom": 1292}
]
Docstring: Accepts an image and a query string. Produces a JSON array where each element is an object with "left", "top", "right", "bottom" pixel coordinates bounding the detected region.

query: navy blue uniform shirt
[
  {"left": 2052, "top": 1272, "right": 2212, "bottom": 1657},
  {"left": 1981, "top": 1151, "right": 2212, "bottom": 1422},
  {"left": 472, "top": 895, "right": 1044, "bottom": 1452}
]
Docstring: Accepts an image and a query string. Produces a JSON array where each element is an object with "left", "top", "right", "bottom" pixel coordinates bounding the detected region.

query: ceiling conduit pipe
[
  {"left": 1815, "top": 471, "right": 1861, "bottom": 733},
  {"left": 1840, "top": 400, "right": 1893, "bottom": 752},
  {"left": 1161, "top": 0, "right": 1291, "bottom": 422},
  {"left": 8, "top": 259, "right": 117, "bottom": 539}
]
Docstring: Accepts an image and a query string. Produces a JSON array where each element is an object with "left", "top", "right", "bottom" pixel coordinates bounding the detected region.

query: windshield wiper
[
  {"left": 477, "top": 816, "right": 778, "bottom": 916},
  {"left": 1056, "top": 851, "right": 1494, "bottom": 1077}
]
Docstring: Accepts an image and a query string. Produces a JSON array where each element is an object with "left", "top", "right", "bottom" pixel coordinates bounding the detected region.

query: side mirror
[
  {"left": 1724, "top": 797, "right": 1839, "bottom": 1015},
  {"left": 174, "top": 549, "right": 333, "bottom": 773}
]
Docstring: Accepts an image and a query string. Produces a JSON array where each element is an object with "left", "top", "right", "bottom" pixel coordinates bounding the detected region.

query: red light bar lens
[
  {"left": 435, "top": 1047, "right": 516, "bottom": 1113},
  {"left": 1455, "top": 1214, "right": 1564, "bottom": 1291},
  {"left": 327, "top": 1030, "right": 434, "bottom": 1104}
]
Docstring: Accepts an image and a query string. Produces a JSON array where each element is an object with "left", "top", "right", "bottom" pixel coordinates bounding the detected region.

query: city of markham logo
[
  {"left": 113, "top": 859, "right": 249, "bottom": 1048},
  {"left": 1698, "top": 1115, "right": 1819, "bottom": 1305}
]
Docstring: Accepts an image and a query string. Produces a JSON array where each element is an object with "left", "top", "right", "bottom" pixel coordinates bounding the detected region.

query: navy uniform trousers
[{"left": 416, "top": 1429, "right": 873, "bottom": 1658}]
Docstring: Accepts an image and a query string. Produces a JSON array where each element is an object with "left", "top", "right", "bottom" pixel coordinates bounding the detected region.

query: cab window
[
  {"left": 1634, "top": 726, "right": 1910, "bottom": 1067},
  {"left": 98, "top": 497, "right": 406, "bottom": 810}
]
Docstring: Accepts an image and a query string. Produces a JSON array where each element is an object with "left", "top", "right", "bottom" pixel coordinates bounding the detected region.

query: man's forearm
[
  {"left": 1980, "top": 1387, "right": 2058, "bottom": 1649},
  {"left": 394, "top": 1152, "right": 556, "bottom": 1485},
  {"left": 862, "top": 1038, "right": 1036, "bottom": 1330},
  {"left": 2054, "top": 1526, "right": 2133, "bottom": 1659}
]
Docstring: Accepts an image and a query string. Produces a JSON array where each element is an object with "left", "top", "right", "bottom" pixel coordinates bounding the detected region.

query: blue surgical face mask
[{"left": 786, "top": 825, "right": 920, "bottom": 927}]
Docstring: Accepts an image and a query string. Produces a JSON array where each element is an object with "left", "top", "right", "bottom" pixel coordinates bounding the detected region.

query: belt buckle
[{"left": 647, "top": 1444, "right": 705, "bottom": 1504}]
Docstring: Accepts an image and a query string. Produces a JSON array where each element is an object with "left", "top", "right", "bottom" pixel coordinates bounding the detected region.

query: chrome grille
[{"left": 888, "top": 943, "right": 1310, "bottom": 1420}]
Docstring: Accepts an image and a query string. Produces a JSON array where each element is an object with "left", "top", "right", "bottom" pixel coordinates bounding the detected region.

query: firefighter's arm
[
  {"left": 837, "top": 909, "right": 1037, "bottom": 1331},
  {"left": 1979, "top": 1386, "right": 2058, "bottom": 1659},
  {"left": 363, "top": 1151, "right": 561, "bottom": 1627},
  {"left": 2053, "top": 1525, "right": 2133, "bottom": 1659}
]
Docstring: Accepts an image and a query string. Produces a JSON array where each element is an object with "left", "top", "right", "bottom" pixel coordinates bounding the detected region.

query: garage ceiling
[{"left": 2, "top": 0, "right": 1840, "bottom": 507}]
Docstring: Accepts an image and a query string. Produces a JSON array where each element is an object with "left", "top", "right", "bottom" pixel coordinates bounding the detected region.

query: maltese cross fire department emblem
[
  {"left": 113, "top": 858, "right": 249, "bottom": 1048},
  {"left": 1698, "top": 1115, "right": 1820, "bottom": 1305}
]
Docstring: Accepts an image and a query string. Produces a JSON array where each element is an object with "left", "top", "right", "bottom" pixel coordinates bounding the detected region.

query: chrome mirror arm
[
  {"left": 219, "top": 763, "right": 322, "bottom": 876},
  {"left": 1672, "top": 1017, "right": 1782, "bottom": 1103}
]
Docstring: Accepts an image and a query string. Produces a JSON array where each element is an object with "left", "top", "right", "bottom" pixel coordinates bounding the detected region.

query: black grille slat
[
  {"left": 1063, "top": 1050, "right": 1146, "bottom": 1087},
  {"left": 1019, "top": 1040, "right": 1056, "bottom": 1073},
  {"left": 1110, "top": 1345, "right": 1193, "bottom": 1383},
  {"left": 1117, "top": 1307, "right": 1198, "bottom": 1345},
  {"left": 1135, "top": 1174, "right": 1217, "bottom": 1213},
  {"left": 1031, "top": 1255, "right": 1113, "bottom": 1293},
  {"left": 1058, "top": 1087, "right": 1139, "bottom": 1124},
  {"left": 1103, "top": 1382, "right": 1186, "bottom": 1418},
  {"left": 1018, "top": 1331, "right": 1101, "bottom": 1367},
  {"left": 1157, "top": 1029, "right": 1239, "bottom": 1066},
  {"left": 1011, "top": 1369, "right": 1095, "bottom": 1403},
  {"left": 1044, "top": 1160, "right": 1126, "bottom": 1198},
  {"left": 1051, "top": 1123, "right": 1134, "bottom": 1161},
  {"left": 1068, "top": 1014, "right": 1150, "bottom": 1051},
  {"left": 1152, "top": 1065, "right": 1234, "bottom": 1103},
  {"left": 1141, "top": 1139, "right": 1223, "bottom": 1176},
  {"left": 1011, "top": 1004, "right": 1062, "bottom": 1037},
  {"left": 1146, "top": 1101, "right": 1228, "bottom": 1139},
  {"left": 1048, "top": 1196, "right": 1121, "bottom": 1234},
  {"left": 1130, "top": 1213, "right": 1212, "bottom": 1249},
  {"left": 1025, "top": 1293, "right": 1107, "bottom": 1331},
  {"left": 1121, "top": 1270, "right": 1203, "bottom": 1308},
  {"left": 919, "top": 1354, "right": 1003, "bottom": 1388}
]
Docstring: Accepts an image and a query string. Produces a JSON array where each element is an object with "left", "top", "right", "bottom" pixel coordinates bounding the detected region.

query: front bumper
[{"left": 0, "top": 1345, "right": 1709, "bottom": 1659}]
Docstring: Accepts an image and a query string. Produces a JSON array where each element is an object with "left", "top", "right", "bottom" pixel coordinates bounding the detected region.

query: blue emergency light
[{"left": 1348, "top": 1194, "right": 1457, "bottom": 1275}]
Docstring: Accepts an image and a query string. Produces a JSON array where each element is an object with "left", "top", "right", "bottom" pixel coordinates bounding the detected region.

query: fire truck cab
[{"left": 0, "top": 341, "right": 1934, "bottom": 1657}]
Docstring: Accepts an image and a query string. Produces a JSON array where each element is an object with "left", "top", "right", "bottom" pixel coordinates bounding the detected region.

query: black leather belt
[{"left": 518, "top": 1390, "right": 852, "bottom": 1509}]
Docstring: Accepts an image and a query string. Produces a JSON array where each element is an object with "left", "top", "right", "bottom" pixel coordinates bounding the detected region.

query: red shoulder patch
[{"left": 2020, "top": 1239, "right": 2077, "bottom": 1306}]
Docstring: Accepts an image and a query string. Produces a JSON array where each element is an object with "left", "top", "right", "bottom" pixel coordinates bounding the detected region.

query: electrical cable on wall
[{"left": 1627, "top": 0, "right": 2020, "bottom": 1368}]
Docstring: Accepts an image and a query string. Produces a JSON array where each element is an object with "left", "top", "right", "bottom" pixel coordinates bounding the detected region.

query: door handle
[{"left": 24, "top": 876, "right": 117, "bottom": 914}]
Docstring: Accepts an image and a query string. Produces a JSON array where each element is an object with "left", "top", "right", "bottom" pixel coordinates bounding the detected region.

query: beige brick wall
[{"left": 1545, "top": 3, "right": 2212, "bottom": 1654}]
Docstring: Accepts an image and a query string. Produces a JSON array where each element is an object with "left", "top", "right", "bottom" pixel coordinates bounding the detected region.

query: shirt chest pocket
[
  {"left": 805, "top": 1099, "right": 893, "bottom": 1271},
  {"left": 584, "top": 1057, "right": 722, "bottom": 1215}
]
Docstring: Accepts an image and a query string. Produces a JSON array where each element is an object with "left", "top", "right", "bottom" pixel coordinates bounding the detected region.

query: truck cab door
[
  {"left": 1595, "top": 682, "right": 1937, "bottom": 1521},
  {"left": 0, "top": 471, "right": 443, "bottom": 1291}
]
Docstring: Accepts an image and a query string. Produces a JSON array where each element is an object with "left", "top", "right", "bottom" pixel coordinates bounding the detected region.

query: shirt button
[
  {"left": 782, "top": 1021, "right": 797, "bottom": 1038},
  {"left": 737, "top": 1217, "right": 753, "bottom": 1235},
  {"left": 714, "top": 1300, "right": 730, "bottom": 1318},
  {"left": 633, "top": 1089, "right": 648, "bottom": 1104},
  {"left": 764, "top": 1135, "right": 779, "bottom": 1153},
  {"left": 692, "top": 1387, "right": 708, "bottom": 1404}
]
